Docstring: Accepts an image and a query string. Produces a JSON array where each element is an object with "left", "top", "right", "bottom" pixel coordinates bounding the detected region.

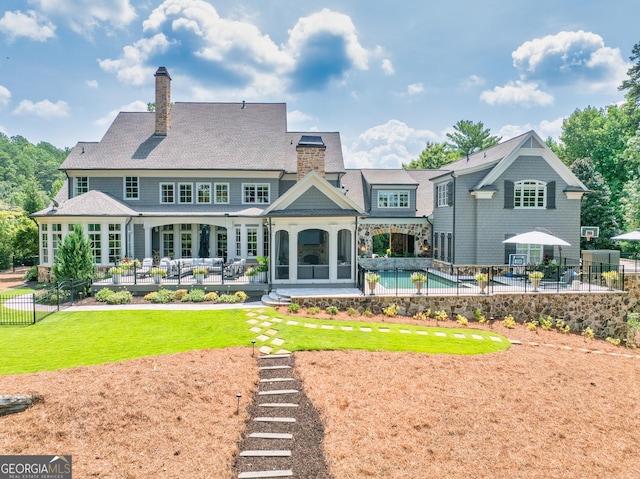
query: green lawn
[{"left": 0, "top": 307, "right": 509, "bottom": 375}]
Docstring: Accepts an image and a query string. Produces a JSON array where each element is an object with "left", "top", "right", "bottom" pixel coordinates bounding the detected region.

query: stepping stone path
[{"left": 234, "top": 350, "right": 331, "bottom": 478}]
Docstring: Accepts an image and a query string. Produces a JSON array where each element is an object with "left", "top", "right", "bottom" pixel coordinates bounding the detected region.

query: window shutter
[
  {"left": 546, "top": 181, "right": 556, "bottom": 209},
  {"left": 446, "top": 181, "right": 454, "bottom": 206},
  {"left": 434, "top": 184, "right": 438, "bottom": 208},
  {"left": 504, "top": 181, "right": 514, "bottom": 209},
  {"left": 504, "top": 233, "right": 516, "bottom": 264}
]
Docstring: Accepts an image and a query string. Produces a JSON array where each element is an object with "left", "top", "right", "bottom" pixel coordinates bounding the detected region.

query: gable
[{"left": 285, "top": 186, "right": 342, "bottom": 211}]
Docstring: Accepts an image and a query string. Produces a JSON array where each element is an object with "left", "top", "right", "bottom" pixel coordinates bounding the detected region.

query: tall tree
[
  {"left": 403, "top": 142, "right": 458, "bottom": 169},
  {"left": 619, "top": 40, "right": 640, "bottom": 108},
  {"left": 570, "top": 158, "right": 618, "bottom": 250},
  {"left": 620, "top": 178, "right": 640, "bottom": 230},
  {"left": 445, "top": 120, "right": 501, "bottom": 158},
  {"left": 52, "top": 224, "right": 95, "bottom": 282}
]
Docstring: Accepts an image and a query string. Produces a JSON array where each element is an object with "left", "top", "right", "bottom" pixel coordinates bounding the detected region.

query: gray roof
[
  {"left": 405, "top": 169, "right": 446, "bottom": 216},
  {"left": 60, "top": 102, "right": 344, "bottom": 174},
  {"left": 361, "top": 169, "right": 418, "bottom": 186},
  {"left": 33, "top": 190, "right": 138, "bottom": 217}
]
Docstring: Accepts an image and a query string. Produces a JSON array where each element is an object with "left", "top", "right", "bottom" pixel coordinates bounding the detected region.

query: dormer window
[
  {"left": 378, "top": 191, "right": 409, "bottom": 208},
  {"left": 514, "top": 180, "right": 546, "bottom": 208},
  {"left": 74, "top": 177, "right": 88, "bottom": 196}
]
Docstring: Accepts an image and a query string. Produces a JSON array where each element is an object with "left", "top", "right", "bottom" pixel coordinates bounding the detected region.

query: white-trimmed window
[
  {"left": 437, "top": 184, "right": 448, "bottom": 207},
  {"left": 108, "top": 224, "right": 122, "bottom": 263},
  {"left": 243, "top": 183, "right": 270, "bottom": 204},
  {"left": 514, "top": 180, "right": 546, "bottom": 208},
  {"left": 41, "top": 224, "right": 49, "bottom": 263},
  {"left": 235, "top": 227, "right": 242, "bottom": 257},
  {"left": 88, "top": 223, "right": 102, "bottom": 263},
  {"left": 160, "top": 183, "right": 175, "bottom": 204},
  {"left": 162, "top": 225, "right": 174, "bottom": 258},
  {"left": 378, "top": 191, "right": 409, "bottom": 208},
  {"left": 51, "top": 224, "right": 62, "bottom": 259},
  {"left": 181, "top": 224, "right": 192, "bottom": 258},
  {"left": 215, "top": 183, "right": 229, "bottom": 204},
  {"left": 124, "top": 176, "right": 139, "bottom": 200},
  {"left": 74, "top": 177, "right": 88, "bottom": 196},
  {"left": 197, "top": 183, "right": 211, "bottom": 204},
  {"left": 247, "top": 227, "right": 258, "bottom": 257},
  {"left": 516, "top": 243, "right": 542, "bottom": 264},
  {"left": 178, "top": 183, "right": 193, "bottom": 204}
]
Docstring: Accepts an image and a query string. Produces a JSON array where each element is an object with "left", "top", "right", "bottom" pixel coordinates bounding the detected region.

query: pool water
[{"left": 377, "top": 270, "right": 461, "bottom": 289}]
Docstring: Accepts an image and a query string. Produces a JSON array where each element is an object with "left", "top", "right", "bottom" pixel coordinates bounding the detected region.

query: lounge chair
[{"left": 136, "top": 257, "right": 153, "bottom": 278}]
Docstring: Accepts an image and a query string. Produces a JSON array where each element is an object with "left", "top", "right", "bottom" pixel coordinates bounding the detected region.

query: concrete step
[
  {"left": 240, "top": 450, "right": 291, "bottom": 457},
  {"left": 259, "top": 354, "right": 291, "bottom": 359},
  {"left": 259, "top": 403, "right": 299, "bottom": 408},
  {"left": 254, "top": 417, "right": 296, "bottom": 423},
  {"left": 249, "top": 432, "right": 293, "bottom": 439},
  {"left": 268, "top": 291, "right": 289, "bottom": 302},
  {"left": 260, "top": 378, "right": 294, "bottom": 383},
  {"left": 259, "top": 365, "right": 291, "bottom": 371},
  {"left": 258, "top": 389, "right": 298, "bottom": 396},
  {"left": 260, "top": 295, "right": 290, "bottom": 307},
  {"left": 238, "top": 471, "right": 293, "bottom": 478}
]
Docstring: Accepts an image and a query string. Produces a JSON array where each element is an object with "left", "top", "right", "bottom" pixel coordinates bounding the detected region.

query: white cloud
[
  {"left": 86, "top": 80, "right": 99, "bottom": 89},
  {"left": 0, "top": 10, "right": 56, "bottom": 41},
  {"left": 480, "top": 80, "right": 554, "bottom": 107},
  {"left": 33, "top": 0, "right": 136, "bottom": 35},
  {"left": 407, "top": 83, "right": 424, "bottom": 95},
  {"left": 94, "top": 100, "right": 148, "bottom": 127},
  {"left": 512, "top": 30, "right": 628, "bottom": 92},
  {"left": 381, "top": 59, "right": 395, "bottom": 75},
  {"left": 287, "top": 109, "right": 315, "bottom": 129},
  {"left": 497, "top": 116, "right": 565, "bottom": 141},
  {"left": 463, "top": 74, "right": 485, "bottom": 88},
  {"left": 345, "top": 119, "right": 437, "bottom": 168},
  {"left": 0, "top": 85, "right": 11, "bottom": 107},
  {"left": 13, "top": 99, "right": 70, "bottom": 118}
]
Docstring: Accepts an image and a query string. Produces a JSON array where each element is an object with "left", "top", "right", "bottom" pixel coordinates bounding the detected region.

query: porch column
[
  {"left": 329, "top": 224, "right": 338, "bottom": 281},
  {"left": 289, "top": 226, "right": 298, "bottom": 281},
  {"left": 227, "top": 223, "right": 237, "bottom": 260},
  {"left": 241, "top": 224, "right": 247, "bottom": 258},
  {"left": 101, "top": 221, "right": 109, "bottom": 265},
  {"left": 144, "top": 224, "right": 152, "bottom": 258}
]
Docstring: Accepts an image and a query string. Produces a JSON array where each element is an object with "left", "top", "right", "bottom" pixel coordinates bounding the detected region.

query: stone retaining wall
[
  {"left": 358, "top": 258, "right": 432, "bottom": 270},
  {"left": 293, "top": 273, "right": 640, "bottom": 340}
]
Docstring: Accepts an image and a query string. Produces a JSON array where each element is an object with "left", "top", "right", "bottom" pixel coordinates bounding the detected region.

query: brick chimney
[
  {"left": 154, "top": 66, "right": 171, "bottom": 136},
  {"left": 296, "top": 135, "right": 326, "bottom": 180}
]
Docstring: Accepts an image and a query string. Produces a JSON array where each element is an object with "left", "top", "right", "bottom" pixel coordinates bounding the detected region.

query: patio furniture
[{"left": 136, "top": 257, "right": 153, "bottom": 278}]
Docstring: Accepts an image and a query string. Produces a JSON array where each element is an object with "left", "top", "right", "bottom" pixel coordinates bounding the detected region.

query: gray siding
[
  {"left": 451, "top": 155, "right": 581, "bottom": 264},
  {"left": 286, "top": 186, "right": 340, "bottom": 210},
  {"left": 369, "top": 187, "right": 416, "bottom": 217},
  {"left": 133, "top": 224, "right": 145, "bottom": 259}
]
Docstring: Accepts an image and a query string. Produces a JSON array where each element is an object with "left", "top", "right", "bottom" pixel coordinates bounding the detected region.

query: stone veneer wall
[
  {"left": 358, "top": 257, "right": 432, "bottom": 270},
  {"left": 358, "top": 223, "right": 431, "bottom": 258},
  {"left": 293, "top": 273, "right": 640, "bottom": 340}
]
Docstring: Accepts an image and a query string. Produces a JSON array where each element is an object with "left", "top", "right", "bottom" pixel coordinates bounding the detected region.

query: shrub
[
  {"left": 606, "top": 337, "right": 621, "bottom": 346},
  {"left": 526, "top": 320, "right": 538, "bottom": 331},
  {"left": 627, "top": 312, "right": 640, "bottom": 347},
  {"left": 183, "top": 289, "right": 206, "bottom": 302},
  {"left": 383, "top": 303, "right": 399, "bottom": 317},
  {"left": 109, "top": 266, "right": 125, "bottom": 276},
  {"left": 95, "top": 288, "right": 115, "bottom": 303},
  {"left": 307, "top": 306, "right": 321, "bottom": 315},
  {"left": 528, "top": 271, "right": 544, "bottom": 279},
  {"left": 502, "top": 314, "right": 516, "bottom": 329},
  {"left": 474, "top": 308, "right": 487, "bottom": 324},
  {"left": 218, "top": 293, "right": 239, "bottom": 303},
  {"left": 204, "top": 291, "right": 219, "bottom": 302},
  {"left": 24, "top": 266, "right": 38, "bottom": 282},
  {"left": 288, "top": 302, "right": 300, "bottom": 313},
  {"left": 413, "top": 310, "right": 431, "bottom": 321},
  {"left": 326, "top": 306, "right": 338, "bottom": 315},
  {"left": 434, "top": 310, "right": 449, "bottom": 321},
  {"left": 106, "top": 290, "right": 132, "bottom": 304},
  {"left": 554, "top": 318, "right": 570, "bottom": 333},
  {"left": 364, "top": 271, "right": 380, "bottom": 283},
  {"left": 234, "top": 291, "right": 249, "bottom": 301},
  {"left": 363, "top": 308, "right": 373, "bottom": 317},
  {"left": 346, "top": 307, "right": 358, "bottom": 316},
  {"left": 474, "top": 272, "right": 488, "bottom": 281},
  {"left": 173, "top": 289, "right": 188, "bottom": 301},
  {"left": 539, "top": 315, "right": 553, "bottom": 331},
  {"left": 151, "top": 289, "right": 174, "bottom": 303},
  {"left": 143, "top": 292, "right": 157, "bottom": 301},
  {"left": 456, "top": 314, "right": 468, "bottom": 326},
  {"left": 150, "top": 267, "right": 167, "bottom": 278},
  {"left": 582, "top": 326, "right": 595, "bottom": 340},
  {"left": 410, "top": 271, "right": 427, "bottom": 282}
]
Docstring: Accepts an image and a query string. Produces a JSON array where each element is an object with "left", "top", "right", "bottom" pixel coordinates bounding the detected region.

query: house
[{"left": 33, "top": 66, "right": 588, "bottom": 287}]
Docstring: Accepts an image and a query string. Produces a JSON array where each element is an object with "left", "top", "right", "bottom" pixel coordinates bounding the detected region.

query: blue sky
[{"left": 1, "top": 0, "right": 638, "bottom": 168}]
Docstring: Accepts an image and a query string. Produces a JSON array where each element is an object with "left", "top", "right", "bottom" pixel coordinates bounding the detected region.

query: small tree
[{"left": 52, "top": 224, "right": 95, "bottom": 282}]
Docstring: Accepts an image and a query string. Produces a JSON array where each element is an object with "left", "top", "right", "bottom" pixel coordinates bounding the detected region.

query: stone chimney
[
  {"left": 154, "top": 66, "right": 171, "bottom": 136},
  {"left": 296, "top": 135, "right": 326, "bottom": 180}
]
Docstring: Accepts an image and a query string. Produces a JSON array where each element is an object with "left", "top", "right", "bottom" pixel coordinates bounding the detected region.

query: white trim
[
  {"left": 123, "top": 176, "right": 139, "bottom": 200},
  {"left": 470, "top": 190, "right": 495, "bottom": 199},
  {"left": 178, "top": 182, "right": 193, "bottom": 204},
  {"left": 514, "top": 179, "right": 546, "bottom": 209},
  {"left": 195, "top": 182, "right": 211, "bottom": 204},
  {"left": 159, "top": 182, "right": 175, "bottom": 204},
  {"left": 73, "top": 176, "right": 88, "bottom": 196},
  {"left": 65, "top": 169, "right": 282, "bottom": 179},
  {"left": 565, "top": 191, "right": 585, "bottom": 200},
  {"left": 214, "top": 182, "right": 230, "bottom": 204},
  {"left": 242, "top": 182, "right": 270, "bottom": 205},
  {"left": 377, "top": 190, "right": 410, "bottom": 208}
]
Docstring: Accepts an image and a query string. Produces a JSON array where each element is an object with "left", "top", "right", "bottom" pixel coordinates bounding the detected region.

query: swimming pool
[{"left": 376, "top": 270, "right": 462, "bottom": 290}]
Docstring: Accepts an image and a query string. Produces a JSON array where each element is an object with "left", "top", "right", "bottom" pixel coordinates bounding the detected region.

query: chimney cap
[
  {"left": 155, "top": 66, "right": 171, "bottom": 79},
  {"left": 297, "top": 135, "right": 325, "bottom": 147}
]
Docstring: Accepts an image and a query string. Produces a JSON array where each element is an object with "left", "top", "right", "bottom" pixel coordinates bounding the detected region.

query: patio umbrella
[
  {"left": 502, "top": 230, "right": 570, "bottom": 266},
  {"left": 612, "top": 230, "right": 640, "bottom": 271},
  {"left": 198, "top": 225, "right": 210, "bottom": 258}
]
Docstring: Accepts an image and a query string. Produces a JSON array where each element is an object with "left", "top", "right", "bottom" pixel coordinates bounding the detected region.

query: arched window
[{"left": 514, "top": 180, "right": 546, "bottom": 208}]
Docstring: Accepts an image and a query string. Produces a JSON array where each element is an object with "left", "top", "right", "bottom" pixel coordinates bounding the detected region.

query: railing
[
  {"left": 93, "top": 261, "right": 266, "bottom": 286},
  {"left": 357, "top": 263, "right": 625, "bottom": 296}
]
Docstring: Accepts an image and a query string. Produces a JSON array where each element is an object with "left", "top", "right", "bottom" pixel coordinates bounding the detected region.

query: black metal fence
[
  {"left": 0, "top": 279, "right": 90, "bottom": 326},
  {"left": 357, "top": 262, "right": 625, "bottom": 296}
]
